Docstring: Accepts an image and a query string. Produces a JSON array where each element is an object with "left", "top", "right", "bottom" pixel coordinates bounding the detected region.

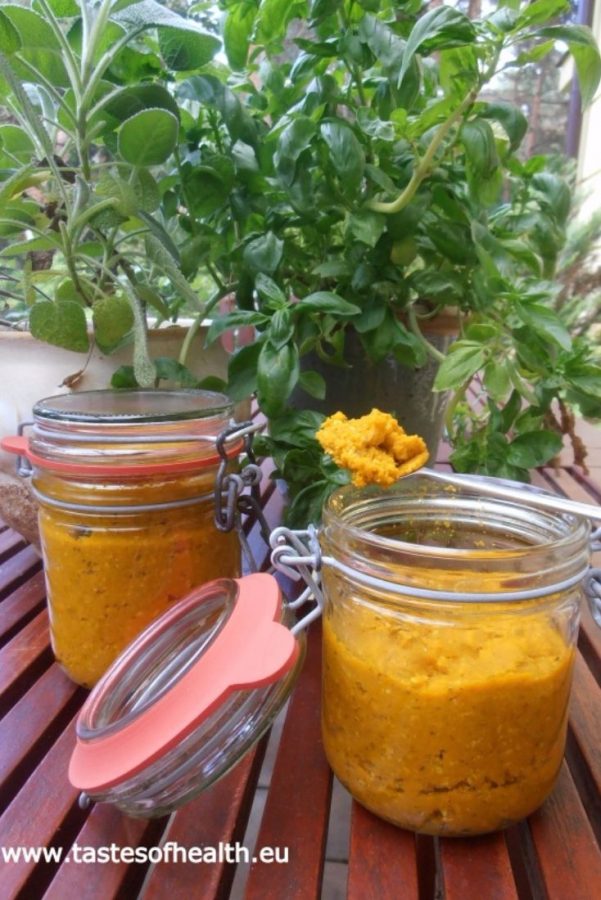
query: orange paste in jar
[
  {"left": 322, "top": 596, "right": 575, "bottom": 835},
  {"left": 37, "top": 471, "right": 240, "bottom": 687}
]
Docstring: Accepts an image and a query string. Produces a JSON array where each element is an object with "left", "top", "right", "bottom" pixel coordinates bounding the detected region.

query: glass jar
[
  {"left": 69, "top": 573, "right": 305, "bottom": 817},
  {"left": 319, "top": 474, "right": 591, "bottom": 836},
  {"left": 26, "top": 390, "right": 243, "bottom": 688}
]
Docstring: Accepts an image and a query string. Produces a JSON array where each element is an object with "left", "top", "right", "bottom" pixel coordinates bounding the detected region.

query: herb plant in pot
[
  {"left": 0, "top": 0, "right": 224, "bottom": 541},
  {"left": 191, "top": 0, "right": 601, "bottom": 522}
]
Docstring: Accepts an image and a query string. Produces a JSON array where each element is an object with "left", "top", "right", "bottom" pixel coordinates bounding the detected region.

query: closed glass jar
[
  {"left": 320, "top": 475, "right": 590, "bottom": 836},
  {"left": 29, "top": 390, "right": 241, "bottom": 687}
]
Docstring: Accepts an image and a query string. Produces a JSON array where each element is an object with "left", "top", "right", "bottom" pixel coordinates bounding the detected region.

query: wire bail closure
[{"left": 270, "top": 525, "right": 601, "bottom": 631}]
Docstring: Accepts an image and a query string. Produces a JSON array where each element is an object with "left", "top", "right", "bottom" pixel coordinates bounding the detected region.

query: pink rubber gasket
[{"left": 68, "top": 573, "right": 299, "bottom": 792}]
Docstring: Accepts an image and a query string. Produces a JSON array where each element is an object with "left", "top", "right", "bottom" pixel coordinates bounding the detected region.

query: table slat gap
[
  {"left": 529, "top": 762, "right": 601, "bottom": 900},
  {"left": 244, "top": 624, "right": 333, "bottom": 900},
  {"left": 440, "top": 831, "right": 518, "bottom": 900},
  {"left": 0, "top": 666, "right": 84, "bottom": 814},
  {"left": 0, "top": 569, "right": 46, "bottom": 649},
  {"left": 504, "top": 821, "right": 548, "bottom": 900},
  {"left": 0, "top": 545, "right": 42, "bottom": 601},
  {"left": 0, "top": 611, "right": 54, "bottom": 718},
  {"left": 565, "top": 727, "right": 601, "bottom": 849}
]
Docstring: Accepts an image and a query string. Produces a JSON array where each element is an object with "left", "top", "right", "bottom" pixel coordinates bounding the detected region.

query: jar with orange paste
[
  {"left": 317, "top": 475, "right": 591, "bottom": 835},
  {"left": 6, "top": 390, "right": 249, "bottom": 687}
]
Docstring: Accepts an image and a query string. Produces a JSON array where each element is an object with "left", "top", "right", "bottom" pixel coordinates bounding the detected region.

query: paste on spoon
[{"left": 316, "top": 409, "right": 429, "bottom": 487}]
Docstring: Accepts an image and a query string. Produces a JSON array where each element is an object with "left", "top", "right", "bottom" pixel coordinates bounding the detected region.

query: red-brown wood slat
[
  {"left": 0, "top": 569, "right": 46, "bottom": 644},
  {"left": 0, "top": 545, "right": 41, "bottom": 599},
  {"left": 43, "top": 806, "right": 154, "bottom": 900},
  {"left": 244, "top": 623, "right": 333, "bottom": 900},
  {"left": 0, "top": 529, "right": 25, "bottom": 564},
  {"left": 347, "top": 804, "right": 419, "bottom": 900},
  {"left": 0, "top": 610, "right": 53, "bottom": 714},
  {"left": 529, "top": 762, "right": 601, "bottom": 900},
  {"left": 569, "top": 656, "right": 601, "bottom": 795},
  {"left": 439, "top": 833, "right": 518, "bottom": 900},
  {"left": 0, "top": 665, "right": 81, "bottom": 811},
  {"left": 0, "top": 716, "right": 82, "bottom": 898},
  {"left": 142, "top": 744, "right": 266, "bottom": 900}
]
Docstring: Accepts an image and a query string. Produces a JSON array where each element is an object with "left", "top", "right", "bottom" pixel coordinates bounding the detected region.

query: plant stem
[
  {"left": 407, "top": 304, "right": 446, "bottom": 363},
  {"left": 366, "top": 89, "right": 478, "bottom": 215},
  {"left": 178, "top": 314, "right": 203, "bottom": 366},
  {"left": 35, "top": 0, "right": 82, "bottom": 99}
]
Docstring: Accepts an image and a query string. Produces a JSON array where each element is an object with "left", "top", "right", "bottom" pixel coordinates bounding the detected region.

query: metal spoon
[{"left": 418, "top": 468, "right": 601, "bottom": 523}]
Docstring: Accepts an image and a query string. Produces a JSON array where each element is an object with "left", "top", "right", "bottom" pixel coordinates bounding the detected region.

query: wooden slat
[
  {"left": 0, "top": 545, "right": 41, "bottom": 600},
  {"left": 44, "top": 806, "right": 159, "bottom": 900},
  {"left": 0, "top": 610, "right": 52, "bottom": 714},
  {"left": 244, "top": 624, "right": 332, "bottom": 900},
  {"left": 0, "top": 717, "right": 82, "bottom": 898},
  {"left": 440, "top": 833, "right": 518, "bottom": 900},
  {"left": 529, "top": 763, "right": 601, "bottom": 900},
  {"left": 0, "top": 665, "right": 80, "bottom": 812},
  {"left": 0, "top": 529, "right": 25, "bottom": 563},
  {"left": 0, "top": 569, "right": 46, "bottom": 645},
  {"left": 579, "top": 603, "right": 601, "bottom": 685},
  {"left": 347, "top": 803, "right": 419, "bottom": 900},
  {"left": 570, "top": 655, "right": 601, "bottom": 779},
  {"left": 142, "top": 744, "right": 266, "bottom": 900}
]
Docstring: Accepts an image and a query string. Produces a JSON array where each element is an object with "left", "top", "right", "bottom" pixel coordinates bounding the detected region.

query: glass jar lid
[
  {"left": 69, "top": 573, "right": 303, "bottom": 816},
  {"left": 4, "top": 389, "right": 244, "bottom": 476}
]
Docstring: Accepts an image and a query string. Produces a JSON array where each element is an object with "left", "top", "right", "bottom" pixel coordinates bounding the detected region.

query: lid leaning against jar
[
  {"left": 3, "top": 389, "right": 244, "bottom": 476},
  {"left": 69, "top": 572, "right": 304, "bottom": 818}
]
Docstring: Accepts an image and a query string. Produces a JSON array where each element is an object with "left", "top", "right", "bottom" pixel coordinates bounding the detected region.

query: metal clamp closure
[
  {"left": 214, "top": 421, "right": 272, "bottom": 572},
  {"left": 270, "top": 526, "right": 323, "bottom": 635},
  {"left": 585, "top": 568, "right": 601, "bottom": 628}
]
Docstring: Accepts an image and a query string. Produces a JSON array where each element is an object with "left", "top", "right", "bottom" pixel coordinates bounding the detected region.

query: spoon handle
[{"left": 422, "top": 469, "right": 601, "bottom": 523}]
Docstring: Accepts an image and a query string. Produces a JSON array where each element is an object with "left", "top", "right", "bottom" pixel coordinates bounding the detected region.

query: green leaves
[
  {"left": 274, "top": 117, "right": 316, "bottom": 186},
  {"left": 113, "top": 0, "right": 220, "bottom": 69},
  {"left": 320, "top": 121, "right": 365, "bottom": 195},
  {"left": 536, "top": 24, "right": 601, "bottom": 106},
  {"left": 118, "top": 109, "right": 179, "bottom": 165},
  {"left": 0, "top": 11, "right": 21, "bottom": 54},
  {"left": 461, "top": 119, "right": 500, "bottom": 178},
  {"left": 257, "top": 341, "right": 300, "bottom": 417},
  {"left": 243, "top": 232, "right": 284, "bottom": 275},
  {"left": 434, "top": 341, "right": 487, "bottom": 391},
  {"left": 296, "top": 292, "right": 361, "bottom": 316},
  {"left": 223, "top": 2, "right": 257, "bottom": 69},
  {"left": 506, "top": 431, "right": 563, "bottom": 468},
  {"left": 29, "top": 301, "right": 89, "bottom": 352},
  {"left": 398, "top": 6, "right": 475, "bottom": 87},
  {"left": 480, "top": 102, "right": 528, "bottom": 153},
  {"left": 92, "top": 295, "right": 134, "bottom": 352},
  {"left": 515, "top": 303, "right": 572, "bottom": 351}
]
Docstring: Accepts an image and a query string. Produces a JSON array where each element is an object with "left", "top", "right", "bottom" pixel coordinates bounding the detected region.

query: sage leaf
[
  {"left": 29, "top": 301, "right": 89, "bottom": 352},
  {"left": 118, "top": 108, "right": 179, "bottom": 166}
]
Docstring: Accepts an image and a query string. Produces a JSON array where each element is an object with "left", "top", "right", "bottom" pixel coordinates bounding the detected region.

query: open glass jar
[
  {"left": 2, "top": 390, "right": 248, "bottom": 687},
  {"left": 317, "top": 474, "right": 591, "bottom": 836}
]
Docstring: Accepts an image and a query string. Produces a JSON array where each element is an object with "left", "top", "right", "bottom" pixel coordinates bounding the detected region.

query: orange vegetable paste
[
  {"left": 316, "top": 409, "right": 429, "bottom": 487},
  {"left": 37, "top": 471, "right": 239, "bottom": 687},
  {"left": 322, "top": 595, "right": 574, "bottom": 835}
]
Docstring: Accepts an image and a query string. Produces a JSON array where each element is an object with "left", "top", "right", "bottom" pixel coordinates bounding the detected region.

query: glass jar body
[
  {"left": 320, "top": 478, "right": 589, "bottom": 836},
  {"left": 36, "top": 471, "right": 240, "bottom": 687},
  {"left": 30, "top": 390, "right": 241, "bottom": 687}
]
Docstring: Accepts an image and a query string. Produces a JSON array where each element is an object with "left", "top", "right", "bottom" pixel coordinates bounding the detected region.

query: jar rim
[
  {"left": 33, "top": 388, "right": 232, "bottom": 424},
  {"left": 322, "top": 475, "right": 590, "bottom": 562}
]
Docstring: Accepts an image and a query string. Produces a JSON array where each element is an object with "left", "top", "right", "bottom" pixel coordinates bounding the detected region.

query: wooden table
[{"left": 1, "top": 460, "right": 600, "bottom": 899}]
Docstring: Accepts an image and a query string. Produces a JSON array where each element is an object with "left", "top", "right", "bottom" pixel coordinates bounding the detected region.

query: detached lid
[{"left": 69, "top": 573, "right": 302, "bottom": 816}]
